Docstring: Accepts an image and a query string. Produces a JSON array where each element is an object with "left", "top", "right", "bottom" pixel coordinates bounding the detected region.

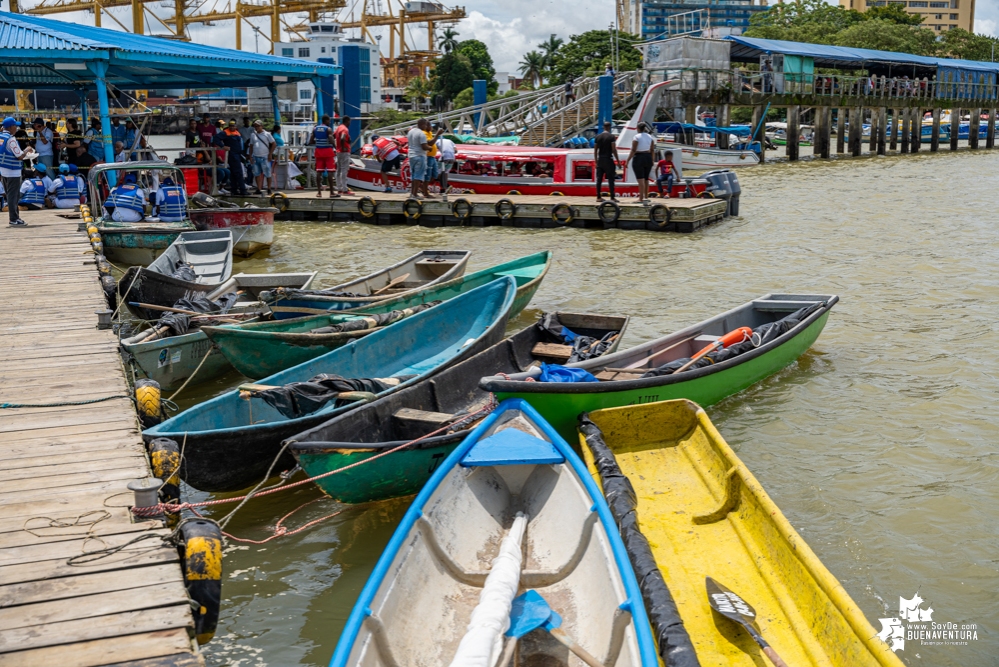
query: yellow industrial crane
[{"left": 167, "top": 1, "right": 347, "bottom": 52}]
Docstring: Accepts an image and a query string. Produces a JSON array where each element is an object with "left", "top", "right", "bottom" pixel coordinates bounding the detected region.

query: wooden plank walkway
[{"left": 0, "top": 211, "right": 201, "bottom": 666}]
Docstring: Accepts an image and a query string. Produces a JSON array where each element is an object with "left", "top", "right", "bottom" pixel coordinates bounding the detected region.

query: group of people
[
  {"left": 307, "top": 115, "right": 353, "bottom": 198},
  {"left": 593, "top": 120, "right": 678, "bottom": 202},
  {"left": 185, "top": 115, "right": 284, "bottom": 197},
  {"left": 102, "top": 172, "right": 188, "bottom": 224}
]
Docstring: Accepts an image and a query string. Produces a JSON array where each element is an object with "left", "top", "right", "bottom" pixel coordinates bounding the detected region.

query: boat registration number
[{"left": 158, "top": 348, "right": 182, "bottom": 367}]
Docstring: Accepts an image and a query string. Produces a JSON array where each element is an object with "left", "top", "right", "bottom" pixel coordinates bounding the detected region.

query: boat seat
[
  {"left": 531, "top": 342, "right": 573, "bottom": 362},
  {"left": 415, "top": 511, "right": 598, "bottom": 588},
  {"left": 392, "top": 408, "right": 456, "bottom": 430},
  {"left": 752, "top": 299, "right": 818, "bottom": 312}
]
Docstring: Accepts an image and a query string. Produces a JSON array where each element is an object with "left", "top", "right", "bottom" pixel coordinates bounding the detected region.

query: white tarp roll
[{"left": 447, "top": 512, "right": 529, "bottom": 667}]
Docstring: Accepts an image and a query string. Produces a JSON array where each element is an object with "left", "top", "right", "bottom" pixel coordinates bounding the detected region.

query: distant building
[
  {"left": 838, "top": 0, "right": 973, "bottom": 34},
  {"left": 273, "top": 22, "right": 383, "bottom": 114},
  {"left": 627, "top": 0, "right": 771, "bottom": 40}
]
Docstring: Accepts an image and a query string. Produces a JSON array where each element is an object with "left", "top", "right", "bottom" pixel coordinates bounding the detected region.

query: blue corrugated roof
[
  {"left": 0, "top": 11, "right": 339, "bottom": 88},
  {"left": 726, "top": 35, "right": 999, "bottom": 73}
]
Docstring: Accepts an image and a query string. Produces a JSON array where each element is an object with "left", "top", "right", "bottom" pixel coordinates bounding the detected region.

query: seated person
[
  {"left": 70, "top": 145, "right": 99, "bottom": 180},
  {"left": 114, "top": 141, "right": 127, "bottom": 163},
  {"left": 458, "top": 159, "right": 479, "bottom": 175},
  {"left": 105, "top": 173, "right": 146, "bottom": 222},
  {"left": 19, "top": 164, "right": 53, "bottom": 210},
  {"left": 48, "top": 163, "right": 84, "bottom": 209},
  {"left": 156, "top": 176, "right": 188, "bottom": 222},
  {"left": 655, "top": 151, "right": 678, "bottom": 197}
]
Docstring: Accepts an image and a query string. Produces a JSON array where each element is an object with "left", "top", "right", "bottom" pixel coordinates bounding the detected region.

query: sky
[{"left": 2, "top": 0, "right": 998, "bottom": 75}]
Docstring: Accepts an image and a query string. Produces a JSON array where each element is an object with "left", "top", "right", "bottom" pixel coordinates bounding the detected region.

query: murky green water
[{"left": 190, "top": 150, "right": 999, "bottom": 666}]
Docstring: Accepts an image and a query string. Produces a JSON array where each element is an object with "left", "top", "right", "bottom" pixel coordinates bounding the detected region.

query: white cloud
[{"left": 974, "top": 18, "right": 998, "bottom": 36}]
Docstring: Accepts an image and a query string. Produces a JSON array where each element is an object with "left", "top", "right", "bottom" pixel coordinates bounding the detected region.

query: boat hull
[
  {"left": 122, "top": 330, "right": 231, "bottom": 392},
  {"left": 656, "top": 141, "right": 760, "bottom": 169},
  {"left": 97, "top": 222, "right": 197, "bottom": 266},
  {"left": 189, "top": 208, "right": 276, "bottom": 256},
  {"left": 580, "top": 400, "right": 905, "bottom": 667}
]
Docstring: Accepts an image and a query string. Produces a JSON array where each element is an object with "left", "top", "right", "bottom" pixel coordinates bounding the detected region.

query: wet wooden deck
[{"left": 0, "top": 211, "right": 201, "bottom": 666}]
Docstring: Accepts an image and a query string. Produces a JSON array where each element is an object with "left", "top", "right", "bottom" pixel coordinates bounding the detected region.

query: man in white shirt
[
  {"left": 246, "top": 120, "right": 276, "bottom": 195},
  {"left": 436, "top": 134, "right": 456, "bottom": 193},
  {"left": 0, "top": 117, "right": 32, "bottom": 226},
  {"left": 31, "top": 117, "right": 53, "bottom": 172},
  {"left": 406, "top": 119, "right": 442, "bottom": 198}
]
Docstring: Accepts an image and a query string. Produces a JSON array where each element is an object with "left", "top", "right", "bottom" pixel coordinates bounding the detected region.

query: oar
[
  {"left": 130, "top": 302, "right": 201, "bottom": 316},
  {"left": 706, "top": 577, "right": 789, "bottom": 667},
  {"left": 371, "top": 272, "right": 410, "bottom": 296},
  {"left": 503, "top": 590, "right": 604, "bottom": 667},
  {"left": 674, "top": 326, "right": 753, "bottom": 374},
  {"left": 623, "top": 333, "right": 700, "bottom": 370},
  {"left": 236, "top": 383, "right": 379, "bottom": 403}
]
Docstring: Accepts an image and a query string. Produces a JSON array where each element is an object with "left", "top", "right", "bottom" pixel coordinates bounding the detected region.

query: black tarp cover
[
  {"left": 156, "top": 292, "right": 238, "bottom": 335},
  {"left": 254, "top": 373, "right": 414, "bottom": 419},
  {"left": 309, "top": 301, "right": 440, "bottom": 334},
  {"left": 537, "top": 313, "right": 621, "bottom": 363}
]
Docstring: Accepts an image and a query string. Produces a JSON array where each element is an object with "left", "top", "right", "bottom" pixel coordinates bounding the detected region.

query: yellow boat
[{"left": 579, "top": 399, "right": 904, "bottom": 667}]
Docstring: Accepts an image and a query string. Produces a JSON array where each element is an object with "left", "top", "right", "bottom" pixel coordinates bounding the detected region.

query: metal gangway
[{"left": 365, "top": 70, "right": 647, "bottom": 146}]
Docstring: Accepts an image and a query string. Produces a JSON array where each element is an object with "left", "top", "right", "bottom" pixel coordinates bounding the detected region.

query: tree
[
  {"left": 833, "top": 19, "right": 938, "bottom": 55},
  {"left": 519, "top": 51, "right": 545, "bottom": 88},
  {"left": 438, "top": 27, "right": 460, "bottom": 55},
  {"left": 538, "top": 34, "right": 564, "bottom": 74},
  {"left": 453, "top": 87, "right": 520, "bottom": 110},
  {"left": 746, "top": 0, "right": 865, "bottom": 44},
  {"left": 939, "top": 28, "right": 999, "bottom": 61},
  {"left": 431, "top": 52, "right": 474, "bottom": 103},
  {"left": 865, "top": 4, "right": 924, "bottom": 25},
  {"left": 549, "top": 30, "right": 643, "bottom": 84},
  {"left": 405, "top": 77, "right": 430, "bottom": 110},
  {"left": 457, "top": 39, "right": 498, "bottom": 94}
]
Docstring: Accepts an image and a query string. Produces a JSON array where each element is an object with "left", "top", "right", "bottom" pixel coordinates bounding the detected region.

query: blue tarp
[{"left": 654, "top": 122, "right": 754, "bottom": 136}]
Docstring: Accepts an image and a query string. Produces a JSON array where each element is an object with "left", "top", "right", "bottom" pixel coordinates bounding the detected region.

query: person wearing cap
[
  {"left": 18, "top": 163, "right": 53, "bottom": 210},
  {"left": 309, "top": 114, "right": 336, "bottom": 197},
  {"left": 48, "top": 163, "right": 84, "bottom": 209},
  {"left": 220, "top": 119, "right": 248, "bottom": 196},
  {"left": 0, "top": 117, "right": 33, "bottom": 226},
  {"left": 105, "top": 172, "right": 146, "bottom": 222},
  {"left": 31, "top": 117, "right": 54, "bottom": 172},
  {"left": 245, "top": 119, "right": 276, "bottom": 195},
  {"left": 333, "top": 116, "right": 354, "bottom": 196},
  {"left": 84, "top": 116, "right": 106, "bottom": 161}
]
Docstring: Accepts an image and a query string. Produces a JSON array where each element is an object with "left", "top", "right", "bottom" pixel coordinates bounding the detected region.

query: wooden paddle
[
  {"left": 623, "top": 333, "right": 700, "bottom": 370},
  {"left": 706, "top": 577, "right": 789, "bottom": 667},
  {"left": 371, "top": 272, "right": 410, "bottom": 296},
  {"left": 130, "top": 302, "right": 201, "bottom": 316}
]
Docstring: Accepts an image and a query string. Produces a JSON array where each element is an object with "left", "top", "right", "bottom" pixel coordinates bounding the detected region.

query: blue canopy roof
[
  {"left": 654, "top": 122, "right": 753, "bottom": 135},
  {"left": 726, "top": 35, "right": 999, "bottom": 74},
  {"left": 0, "top": 11, "right": 339, "bottom": 89}
]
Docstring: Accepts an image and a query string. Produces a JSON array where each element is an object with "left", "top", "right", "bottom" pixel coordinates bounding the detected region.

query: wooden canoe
[
  {"left": 117, "top": 230, "right": 234, "bottom": 320},
  {"left": 263, "top": 249, "right": 471, "bottom": 315},
  {"left": 579, "top": 399, "right": 904, "bottom": 667},
  {"left": 287, "top": 312, "right": 630, "bottom": 504},
  {"left": 142, "top": 276, "right": 517, "bottom": 492},
  {"left": 329, "top": 398, "right": 659, "bottom": 667},
  {"left": 481, "top": 293, "right": 838, "bottom": 441},
  {"left": 205, "top": 251, "right": 554, "bottom": 378}
]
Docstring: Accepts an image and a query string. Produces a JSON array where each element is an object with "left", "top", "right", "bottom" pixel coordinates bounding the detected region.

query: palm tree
[
  {"left": 438, "top": 27, "right": 460, "bottom": 55},
  {"left": 405, "top": 77, "right": 430, "bottom": 110},
  {"left": 518, "top": 51, "right": 545, "bottom": 88},
  {"left": 538, "top": 35, "right": 564, "bottom": 74}
]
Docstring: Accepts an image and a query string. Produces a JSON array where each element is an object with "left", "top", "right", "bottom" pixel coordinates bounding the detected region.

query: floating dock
[
  {"left": 225, "top": 192, "right": 730, "bottom": 232},
  {"left": 0, "top": 213, "right": 201, "bottom": 665}
]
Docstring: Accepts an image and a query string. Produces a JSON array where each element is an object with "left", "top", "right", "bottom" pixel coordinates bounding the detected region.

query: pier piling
[
  {"left": 849, "top": 107, "right": 862, "bottom": 157},
  {"left": 787, "top": 105, "right": 800, "bottom": 161},
  {"left": 931, "top": 108, "right": 941, "bottom": 152},
  {"left": 969, "top": 108, "right": 981, "bottom": 149},
  {"left": 868, "top": 109, "right": 877, "bottom": 153},
  {"left": 836, "top": 109, "right": 846, "bottom": 154},
  {"left": 951, "top": 108, "right": 960, "bottom": 151},
  {"left": 910, "top": 109, "right": 920, "bottom": 153},
  {"left": 900, "top": 108, "right": 910, "bottom": 154},
  {"left": 877, "top": 107, "right": 887, "bottom": 156},
  {"left": 988, "top": 109, "right": 996, "bottom": 149},
  {"left": 889, "top": 109, "right": 899, "bottom": 151}
]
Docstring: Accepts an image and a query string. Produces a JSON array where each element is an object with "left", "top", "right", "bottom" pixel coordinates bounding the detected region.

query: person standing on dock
[
  {"left": 334, "top": 116, "right": 354, "bottom": 196},
  {"left": 310, "top": 114, "right": 336, "bottom": 198},
  {"left": 0, "top": 117, "right": 32, "bottom": 226},
  {"left": 624, "top": 122, "right": 655, "bottom": 203},
  {"left": 31, "top": 117, "right": 53, "bottom": 172},
  {"left": 247, "top": 119, "right": 276, "bottom": 196},
  {"left": 110, "top": 116, "right": 127, "bottom": 148},
  {"left": 371, "top": 134, "right": 401, "bottom": 192},
  {"left": 219, "top": 120, "right": 248, "bottom": 196},
  {"left": 437, "top": 134, "right": 456, "bottom": 194},
  {"left": 407, "top": 119, "right": 443, "bottom": 198},
  {"left": 84, "top": 117, "right": 105, "bottom": 161},
  {"left": 594, "top": 120, "right": 619, "bottom": 202}
]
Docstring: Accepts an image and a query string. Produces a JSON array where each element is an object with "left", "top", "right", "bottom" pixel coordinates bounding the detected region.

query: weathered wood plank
[
  {"left": 0, "top": 450, "right": 147, "bottom": 475},
  {"left": 0, "top": 564, "right": 181, "bottom": 609},
  {"left": 0, "top": 628, "right": 196, "bottom": 667},
  {"left": 0, "top": 542, "right": 179, "bottom": 586}
]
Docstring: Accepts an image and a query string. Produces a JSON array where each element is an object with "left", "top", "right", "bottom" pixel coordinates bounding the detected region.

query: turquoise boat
[
  {"left": 204, "top": 251, "right": 553, "bottom": 378},
  {"left": 265, "top": 251, "right": 551, "bottom": 319},
  {"left": 142, "top": 276, "right": 517, "bottom": 492}
]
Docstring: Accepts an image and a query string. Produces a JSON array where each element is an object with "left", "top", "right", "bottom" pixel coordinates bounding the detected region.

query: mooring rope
[{"left": 0, "top": 395, "right": 130, "bottom": 409}]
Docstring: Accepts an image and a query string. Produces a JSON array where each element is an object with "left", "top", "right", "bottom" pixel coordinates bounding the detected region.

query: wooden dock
[
  {"left": 0, "top": 212, "right": 201, "bottom": 666},
  {"left": 225, "top": 191, "right": 730, "bottom": 232}
]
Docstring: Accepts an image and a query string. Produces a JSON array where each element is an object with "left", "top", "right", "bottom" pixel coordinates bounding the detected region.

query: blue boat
[
  {"left": 143, "top": 276, "right": 517, "bottom": 492},
  {"left": 329, "top": 399, "right": 659, "bottom": 667}
]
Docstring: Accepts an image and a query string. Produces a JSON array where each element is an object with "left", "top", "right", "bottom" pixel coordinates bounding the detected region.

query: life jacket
[
  {"left": 158, "top": 185, "right": 187, "bottom": 222},
  {"left": 55, "top": 175, "right": 80, "bottom": 200},
  {"left": 107, "top": 183, "right": 145, "bottom": 213},
  {"left": 0, "top": 133, "right": 20, "bottom": 171},
  {"left": 373, "top": 136, "right": 399, "bottom": 160},
  {"left": 21, "top": 178, "right": 47, "bottom": 205},
  {"left": 313, "top": 124, "right": 332, "bottom": 148}
]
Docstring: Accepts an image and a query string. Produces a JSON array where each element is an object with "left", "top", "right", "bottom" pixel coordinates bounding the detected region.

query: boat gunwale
[
  {"left": 481, "top": 294, "right": 838, "bottom": 394},
  {"left": 301, "top": 249, "right": 472, "bottom": 302}
]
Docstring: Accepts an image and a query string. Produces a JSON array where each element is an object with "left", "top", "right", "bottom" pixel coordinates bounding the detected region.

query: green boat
[
  {"left": 203, "top": 251, "right": 552, "bottom": 379},
  {"left": 480, "top": 293, "right": 837, "bottom": 442}
]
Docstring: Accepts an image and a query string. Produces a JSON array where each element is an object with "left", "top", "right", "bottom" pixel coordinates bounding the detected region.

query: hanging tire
[
  {"left": 402, "top": 197, "right": 423, "bottom": 220},
  {"left": 135, "top": 379, "right": 162, "bottom": 429},
  {"left": 551, "top": 202, "right": 574, "bottom": 225},
  {"left": 697, "top": 191, "right": 716, "bottom": 199},
  {"left": 597, "top": 200, "right": 621, "bottom": 225},
  {"left": 495, "top": 198, "right": 516, "bottom": 221},
  {"left": 647, "top": 203, "right": 672, "bottom": 230},
  {"left": 148, "top": 437, "right": 181, "bottom": 526},
  {"left": 179, "top": 519, "right": 223, "bottom": 645},
  {"left": 551, "top": 191, "right": 564, "bottom": 196},
  {"left": 357, "top": 196, "right": 377, "bottom": 218},
  {"left": 269, "top": 192, "right": 290, "bottom": 213},
  {"left": 451, "top": 198, "right": 472, "bottom": 222},
  {"left": 506, "top": 189, "right": 521, "bottom": 196}
]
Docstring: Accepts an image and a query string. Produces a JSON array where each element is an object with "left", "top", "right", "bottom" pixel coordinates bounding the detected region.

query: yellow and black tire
[
  {"left": 551, "top": 202, "right": 574, "bottom": 225},
  {"left": 135, "top": 379, "right": 162, "bottom": 429},
  {"left": 597, "top": 200, "right": 621, "bottom": 225},
  {"left": 402, "top": 197, "right": 423, "bottom": 220},
  {"left": 551, "top": 191, "right": 564, "bottom": 196},
  {"left": 357, "top": 196, "right": 377, "bottom": 218},
  {"left": 697, "top": 190, "right": 716, "bottom": 199},
  {"left": 269, "top": 191, "right": 290, "bottom": 213},
  {"left": 91, "top": 240, "right": 103, "bottom": 255},
  {"left": 494, "top": 198, "right": 516, "bottom": 221},
  {"left": 100, "top": 275, "right": 117, "bottom": 309},
  {"left": 96, "top": 254, "right": 112, "bottom": 275},
  {"left": 86, "top": 224, "right": 99, "bottom": 236},
  {"left": 149, "top": 438, "right": 181, "bottom": 524},
  {"left": 647, "top": 203, "right": 672, "bottom": 230},
  {"left": 451, "top": 198, "right": 473, "bottom": 223},
  {"left": 506, "top": 189, "right": 521, "bottom": 196},
  {"left": 180, "top": 519, "right": 223, "bottom": 645}
]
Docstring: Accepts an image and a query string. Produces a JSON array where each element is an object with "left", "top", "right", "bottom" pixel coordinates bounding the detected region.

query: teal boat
[
  {"left": 204, "top": 251, "right": 552, "bottom": 378},
  {"left": 480, "top": 293, "right": 837, "bottom": 441},
  {"left": 142, "top": 277, "right": 517, "bottom": 492}
]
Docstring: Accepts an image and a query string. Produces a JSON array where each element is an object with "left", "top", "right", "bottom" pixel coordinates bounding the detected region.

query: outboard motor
[
  {"left": 700, "top": 169, "right": 732, "bottom": 216},
  {"left": 725, "top": 170, "right": 742, "bottom": 216}
]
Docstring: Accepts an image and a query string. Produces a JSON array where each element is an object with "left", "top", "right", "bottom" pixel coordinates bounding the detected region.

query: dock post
[
  {"left": 787, "top": 105, "right": 800, "bottom": 161},
  {"left": 987, "top": 108, "right": 996, "bottom": 149},
  {"left": 717, "top": 104, "right": 730, "bottom": 149},
  {"left": 889, "top": 109, "right": 898, "bottom": 151},
  {"left": 931, "top": 108, "right": 941, "bottom": 151},
  {"left": 849, "top": 106, "right": 862, "bottom": 156},
  {"left": 473, "top": 79, "right": 488, "bottom": 131},
  {"left": 836, "top": 109, "right": 846, "bottom": 153},
  {"left": 752, "top": 105, "right": 767, "bottom": 163},
  {"left": 868, "top": 108, "right": 877, "bottom": 152},
  {"left": 950, "top": 107, "right": 960, "bottom": 151},
  {"left": 877, "top": 107, "right": 886, "bottom": 155},
  {"left": 910, "top": 108, "right": 920, "bottom": 153},
  {"left": 898, "top": 107, "right": 912, "bottom": 154},
  {"left": 816, "top": 106, "right": 828, "bottom": 158},
  {"left": 969, "top": 108, "right": 981, "bottom": 149}
]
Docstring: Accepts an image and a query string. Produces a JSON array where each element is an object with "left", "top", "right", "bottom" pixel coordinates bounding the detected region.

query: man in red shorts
[{"left": 309, "top": 114, "right": 336, "bottom": 197}]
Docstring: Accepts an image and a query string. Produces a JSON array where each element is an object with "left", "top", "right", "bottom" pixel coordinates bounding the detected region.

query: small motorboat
[
  {"left": 481, "top": 293, "right": 838, "bottom": 441},
  {"left": 142, "top": 276, "right": 517, "bottom": 492},
  {"left": 117, "top": 230, "right": 233, "bottom": 321},
  {"left": 287, "top": 312, "right": 629, "bottom": 504},
  {"left": 188, "top": 193, "right": 275, "bottom": 257},
  {"left": 265, "top": 250, "right": 551, "bottom": 320},
  {"left": 580, "top": 399, "right": 905, "bottom": 666},
  {"left": 120, "top": 271, "right": 317, "bottom": 392},
  {"left": 329, "top": 398, "right": 659, "bottom": 667}
]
